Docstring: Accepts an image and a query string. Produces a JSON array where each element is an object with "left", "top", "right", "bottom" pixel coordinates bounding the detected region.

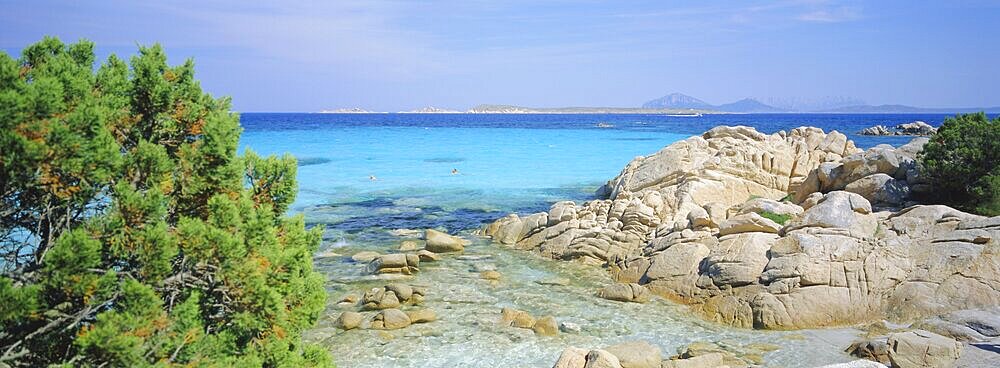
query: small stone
[
  {"left": 559, "top": 321, "right": 582, "bottom": 333},
  {"left": 480, "top": 270, "right": 502, "bottom": 280},
  {"left": 405, "top": 309, "right": 437, "bottom": 324},
  {"left": 338, "top": 293, "right": 358, "bottom": 304},
  {"left": 398, "top": 239, "right": 424, "bottom": 251},
  {"left": 536, "top": 277, "right": 571, "bottom": 286},
  {"left": 335, "top": 311, "right": 363, "bottom": 330},
  {"left": 500, "top": 307, "right": 535, "bottom": 329},
  {"left": 531, "top": 316, "right": 559, "bottom": 336}
]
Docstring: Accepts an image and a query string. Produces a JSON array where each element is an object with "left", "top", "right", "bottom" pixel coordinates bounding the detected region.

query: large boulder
[
  {"left": 604, "top": 341, "right": 661, "bottom": 368},
  {"left": 597, "top": 283, "right": 650, "bottom": 303},
  {"left": 553, "top": 347, "right": 589, "bottom": 368},
  {"left": 887, "top": 330, "right": 962, "bottom": 368},
  {"left": 335, "top": 311, "right": 363, "bottom": 330},
  {"left": 718, "top": 212, "right": 783, "bottom": 236},
  {"left": 483, "top": 126, "right": 1000, "bottom": 331},
  {"left": 584, "top": 349, "right": 623, "bottom": 368},
  {"left": 367, "top": 253, "right": 420, "bottom": 274},
  {"left": 371, "top": 308, "right": 411, "bottom": 330},
  {"left": 425, "top": 229, "right": 469, "bottom": 253}
]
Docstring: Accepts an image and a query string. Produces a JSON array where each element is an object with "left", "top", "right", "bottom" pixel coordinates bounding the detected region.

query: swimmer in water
[
  {"left": 369, "top": 175, "right": 377, "bottom": 181},
  {"left": 451, "top": 168, "right": 459, "bottom": 175}
]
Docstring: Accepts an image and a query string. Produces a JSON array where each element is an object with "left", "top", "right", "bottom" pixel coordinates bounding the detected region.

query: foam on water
[{"left": 238, "top": 113, "right": 942, "bottom": 367}]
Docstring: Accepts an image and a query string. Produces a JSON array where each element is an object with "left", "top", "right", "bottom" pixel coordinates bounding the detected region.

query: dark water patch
[
  {"left": 423, "top": 157, "right": 466, "bottom": 163},
  {"left": 297, "top": 157, "right": 332, "bottom": 166}
]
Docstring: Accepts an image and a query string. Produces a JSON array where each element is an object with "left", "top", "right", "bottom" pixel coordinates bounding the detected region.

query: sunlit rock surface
[{"left": 481, "top": 126, "right": 1000, "bottom": 331}]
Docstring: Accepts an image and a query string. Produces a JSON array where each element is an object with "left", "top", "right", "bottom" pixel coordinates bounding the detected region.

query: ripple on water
[{"left": 307, "top": 236, "right": 861, "bottom": 367}]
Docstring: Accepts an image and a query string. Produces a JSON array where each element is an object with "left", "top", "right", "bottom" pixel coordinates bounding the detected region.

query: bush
[
  {"left": 0, "top": 37, "right": 330, "bottom": 367},
  {"left": 918, "top": 112, "right": 1000, "bottom": 216},
  {"left": 759, "top": 211, "right": 792, "bottom": 225}
]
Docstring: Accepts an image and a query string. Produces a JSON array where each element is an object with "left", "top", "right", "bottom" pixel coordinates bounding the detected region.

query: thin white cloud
[{"left": 797, "top": 6, "right": 862, "bottom": 23}]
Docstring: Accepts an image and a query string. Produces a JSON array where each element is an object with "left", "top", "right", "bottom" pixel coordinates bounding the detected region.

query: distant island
[
  {"left": 319, "top": 107, "right": 378, "bottom": 113},
  {"left": 320, "top": 93, "right": 1000, "bottom": 114},
  {"left": 641, "top": 92, "right": 1000, "bottom": 113},
  {"left": 465, "top": 104, "right": 712, "bottom": 114},
  {"left": 399, "top": 106, "right": 463, "bottom": 113}
]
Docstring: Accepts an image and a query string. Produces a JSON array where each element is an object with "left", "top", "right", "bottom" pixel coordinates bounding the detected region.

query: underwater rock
[{"left": 351, "top": 251, "right": 380, "bottom": 263}]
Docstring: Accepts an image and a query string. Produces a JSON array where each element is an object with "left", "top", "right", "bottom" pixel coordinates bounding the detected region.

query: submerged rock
[
  {"left": 500, "top": 307, "right": 536, "bottom": 329},
  {"left": 351, "top": 251, "right": 380, "bottom": 263},
  {"left": 405, "top": 308, "right": 437, "bottom": 324},
  {"left": 532, "top": 316, "right": 559, "bottom": 336}
]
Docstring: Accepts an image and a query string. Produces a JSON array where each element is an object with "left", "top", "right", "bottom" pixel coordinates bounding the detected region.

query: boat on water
[
  {"left": 666, "top": 112, "right": 703, "bottom": 117},
  {"left": 595, "top": 122, "right": 615, "bottom": 128}
]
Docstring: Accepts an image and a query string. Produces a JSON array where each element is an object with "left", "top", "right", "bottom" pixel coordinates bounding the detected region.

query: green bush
[
  {"left": 0, "top": 37, "right": 330, "bottom": 367},
  {"left": 759, "top": 211, "right": 792, "bottom": 225},
  {"left": 918, "top": 112, "right": 1000, "bottom": 216}
]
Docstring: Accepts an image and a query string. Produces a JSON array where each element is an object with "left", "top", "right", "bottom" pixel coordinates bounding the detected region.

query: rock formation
[
  {"left": 480, "top": 126, "right": 1000, "bottom": 330},
  {"left": 858, "top": 121, "right": 936, "bottom": 136}
]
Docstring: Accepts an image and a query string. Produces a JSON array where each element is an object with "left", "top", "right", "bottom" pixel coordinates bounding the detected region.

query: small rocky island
[
  {"left": 858, "top": 121, "right": 937, "bottom": 136},
  {"left": 480, "top": 126, "right": 999, "bottom": 368}
]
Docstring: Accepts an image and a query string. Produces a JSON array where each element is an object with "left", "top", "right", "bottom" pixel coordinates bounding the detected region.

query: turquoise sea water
[{"left": 238, "top": 113, "right": 951, "bottom": 367}]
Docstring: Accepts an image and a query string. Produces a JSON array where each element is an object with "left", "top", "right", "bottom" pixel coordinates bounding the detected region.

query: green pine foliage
[
  {"left": 918, "top": 112, "right": 1000, "bottom": 216},
  {"left": 758, "top": 211, "right": 792, "bottom": 225},
  {"left": 0, "top": 37, "right": 330, "bottom": 367}
]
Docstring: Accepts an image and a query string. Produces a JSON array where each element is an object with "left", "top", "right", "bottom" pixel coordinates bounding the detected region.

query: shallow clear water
[{"left": 238, "top": 113, "right": 948, "bottom": 367}]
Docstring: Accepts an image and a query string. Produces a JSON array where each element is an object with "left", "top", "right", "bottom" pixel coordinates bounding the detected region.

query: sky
[{"left": 2, "top": 0, "right": 999, "bottom": 112}]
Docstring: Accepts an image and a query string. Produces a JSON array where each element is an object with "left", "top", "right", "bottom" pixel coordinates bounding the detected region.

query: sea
[{"left": 238, "top": 113, "right": 953, "bottom": 367}]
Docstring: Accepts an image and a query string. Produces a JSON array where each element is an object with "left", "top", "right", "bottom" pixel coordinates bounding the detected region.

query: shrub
[
  {"left": 918, "top": 112, "right": 1000, "bottom": 216},
  {"left": 0, "top": 37, "right": 330, "bottom": 367},
  {"left": 759, "top": 211, "right": 792, "bottom": 225}
]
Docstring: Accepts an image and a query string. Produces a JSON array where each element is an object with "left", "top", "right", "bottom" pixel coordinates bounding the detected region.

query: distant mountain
[
  {"left": 466, "top": 104, "right": 716, "bottom": 114},
  {"left": 641, "top": 93, "right": 1000, "bottom": 113},
  {"left": 766, "top": 96, "right": 867, "bottom": 111},
  {"left": 716, "top": 98, "right": 786, "bottom": 113},
  {"left": 641, "top": 93, "right": 715, "bottom": 110},
  {"left": 826, "top": 104, "right": 1000, "bottom": 113},
  {"left": 642, "top": 93, "right": 783, "bottom": 112}
]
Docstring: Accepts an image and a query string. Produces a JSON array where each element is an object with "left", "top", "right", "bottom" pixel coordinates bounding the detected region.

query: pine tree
[{"left": 0, "top": 37, "right": 331, "bottom": 367}]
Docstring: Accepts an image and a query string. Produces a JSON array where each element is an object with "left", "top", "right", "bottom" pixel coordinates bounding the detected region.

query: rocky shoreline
[
  {"left": 858, "top": 121, "right": 937, "bottom": 136},
  {"left": 480, "top": 126, "right": 1000, "bottom": 367}
]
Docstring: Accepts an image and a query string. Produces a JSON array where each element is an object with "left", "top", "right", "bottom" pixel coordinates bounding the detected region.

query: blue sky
[{"left": 2, "top": 0, "right": 999, "bottom": 112}]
